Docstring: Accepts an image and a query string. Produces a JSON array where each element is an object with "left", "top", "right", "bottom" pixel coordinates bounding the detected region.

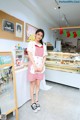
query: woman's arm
[
  {"left": 38, "top": 56, "right": 46, "bottom": 72},
  {"left": 28, "top": 51, "right": 36, "bottom": 67},
  {"left": 42, "top": 44, "right": 47, "bottom": 67},
  {"left": 42, "top": 56, "right": 47, "bottom": 67}
]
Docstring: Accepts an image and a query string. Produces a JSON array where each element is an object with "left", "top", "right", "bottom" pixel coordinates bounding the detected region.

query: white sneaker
[
  {"left": 36, "top": 102, "right": 40, "bottom": 111},
  {"left": 31, "top": 103, "right": 38, "bottom": 113}
]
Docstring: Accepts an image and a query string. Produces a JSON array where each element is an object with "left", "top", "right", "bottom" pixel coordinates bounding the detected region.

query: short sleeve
[
  {"left": 43, "top": 44, "right": 48, "bottom": 56},
  {"left": 27, "top": 41, "right": 33, "bottom": 52}
]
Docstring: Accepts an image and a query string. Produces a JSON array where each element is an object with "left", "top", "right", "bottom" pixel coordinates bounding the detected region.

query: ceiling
[{"left": 19, "top": 0, "right": 80, "bottom": 28}]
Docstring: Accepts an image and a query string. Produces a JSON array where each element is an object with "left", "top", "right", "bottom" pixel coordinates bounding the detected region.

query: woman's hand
[
  {"left": 37, "top": 65, "right": 44, "bottom": 72},
  {"left": 33, "top": 64, "right": 38, "bottom": 72},
  {"left": 33, "top": 64, "right": 44, "bottom": 73}
]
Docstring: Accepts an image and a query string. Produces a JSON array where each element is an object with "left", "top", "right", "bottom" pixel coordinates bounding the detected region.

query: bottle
[{"left": 18, "top": 44, "right": 20, "bottom": 50}]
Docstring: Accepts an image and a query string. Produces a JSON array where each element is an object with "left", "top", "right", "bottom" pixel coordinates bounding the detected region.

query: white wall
[{"left": 0, "top": 0, "right": 55, "bottom": 55}]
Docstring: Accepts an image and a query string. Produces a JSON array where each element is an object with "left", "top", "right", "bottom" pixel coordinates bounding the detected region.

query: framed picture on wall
[
  {"left": 16, "top": 23, "right": 22, "bottom": 38},
  {"left": 2, "top": 19, "right": 14, "bottom": 32},
  {"left": 26, "top": 23, "right": 38, "bottom": 42}
]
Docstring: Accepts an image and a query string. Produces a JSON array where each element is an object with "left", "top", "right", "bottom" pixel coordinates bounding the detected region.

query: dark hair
[
  {"left": 17, "top": 25, "right": 21, "bottom": 31},
  {"left": 35, "top": 29, "right": 45, "bottom": 45}
]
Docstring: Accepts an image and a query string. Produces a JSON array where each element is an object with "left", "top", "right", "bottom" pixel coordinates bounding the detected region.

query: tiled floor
[{"left": 8, "top": 81, "right": 80, "bottom": 120}]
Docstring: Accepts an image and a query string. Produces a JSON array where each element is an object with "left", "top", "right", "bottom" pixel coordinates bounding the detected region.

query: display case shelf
[
  {"left": 47, "top": 56, "right": 80, "bottom": 61},
  {"left": 0, "top": 64, "right": 13, "bottom": 68},
  {"left": 46, "top": 52, "right": 80, "bottom": 73}
]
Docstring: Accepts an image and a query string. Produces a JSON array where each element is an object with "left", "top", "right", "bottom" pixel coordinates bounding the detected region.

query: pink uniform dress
[{"left": 27, "top": 41, "right": 47, "bottom": 82}]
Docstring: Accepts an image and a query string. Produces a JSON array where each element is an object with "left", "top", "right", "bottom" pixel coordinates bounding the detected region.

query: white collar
[{"left": 34, "top": 41, "right": 42, "bottom": 47}]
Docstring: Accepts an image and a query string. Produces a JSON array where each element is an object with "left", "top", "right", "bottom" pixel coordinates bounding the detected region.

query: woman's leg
[
  {"left": 30, "top": 81, "right": 36, "bottom": 104},
  {"left": 35, "top": 80, "right": 40, "bottom": 102}
]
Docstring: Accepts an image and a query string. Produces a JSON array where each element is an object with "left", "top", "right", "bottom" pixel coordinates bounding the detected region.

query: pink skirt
[{"left": 27, "top": 61, "right": 44, "bottom": 81}]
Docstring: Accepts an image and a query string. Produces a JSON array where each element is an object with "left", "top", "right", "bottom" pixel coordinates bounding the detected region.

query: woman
[{"left": 27, "top": 29, "right": 47, "bottom": 112}]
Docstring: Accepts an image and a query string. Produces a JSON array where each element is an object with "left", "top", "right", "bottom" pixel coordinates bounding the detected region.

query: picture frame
[
  {"left": 0, "top": 10, "right": 24, "bottom": 41},
  {"left": 25, "top": 23, "right": 38, "bottom": 42},
  {"left": 2, "top": 19, "right": 14, "bottom": 33},
  {"left": 16, "top": 23, "right": 22, "bottom": 38}
]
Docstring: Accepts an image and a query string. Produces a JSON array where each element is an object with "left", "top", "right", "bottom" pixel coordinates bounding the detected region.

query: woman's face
[{"left": 35, "top": 32, "right": 43, "bottom": 42}]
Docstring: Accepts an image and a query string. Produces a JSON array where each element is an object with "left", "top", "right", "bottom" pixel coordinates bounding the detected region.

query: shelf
[
  {"left": 47, "top": 56, "right": 80, "bottom": 61},
  {"left": 46, "top": 66, "right": 80, "bottom": 73},
  {"left": 0, "top": 63, "right": 13, "bottom": 68},
  {"left": 16, "top": 54, "right": 23, "bottom": 56},
  {"left": 15, "top": 50, "right": 23, "bottom": 51},
  {"left": 46, "top": 52, "right": 80, "bottom": 73},
  {"left": 48, "top": 51, "right": 79, "bottom": 55},
  {"left": 46, "top": 61, "right": 80, "bottom": 68}
]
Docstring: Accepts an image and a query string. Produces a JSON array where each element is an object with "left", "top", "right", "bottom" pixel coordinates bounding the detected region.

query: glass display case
[
  {"left": 15, "top": 50, "right": 24, "bottom": 66},
  {"left": 15, "top": 50, "right": 28, "bottom": 69},
  {"left": 46, "top": 52, "right": 80, "bottom": 73},
  {"left": 0, "top": 52, "right": 18, "bottom": 120}
]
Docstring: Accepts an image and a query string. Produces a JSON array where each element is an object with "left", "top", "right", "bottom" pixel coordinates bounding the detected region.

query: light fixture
[
  {"left": 50, "top": 26, "right": 80, "bottom": 30},
  {"left": 54, "top": 7, "right": 57, "bottom": 10},
  {"left": 58, "top": 6, "right": 61, "bottom": 27}
]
